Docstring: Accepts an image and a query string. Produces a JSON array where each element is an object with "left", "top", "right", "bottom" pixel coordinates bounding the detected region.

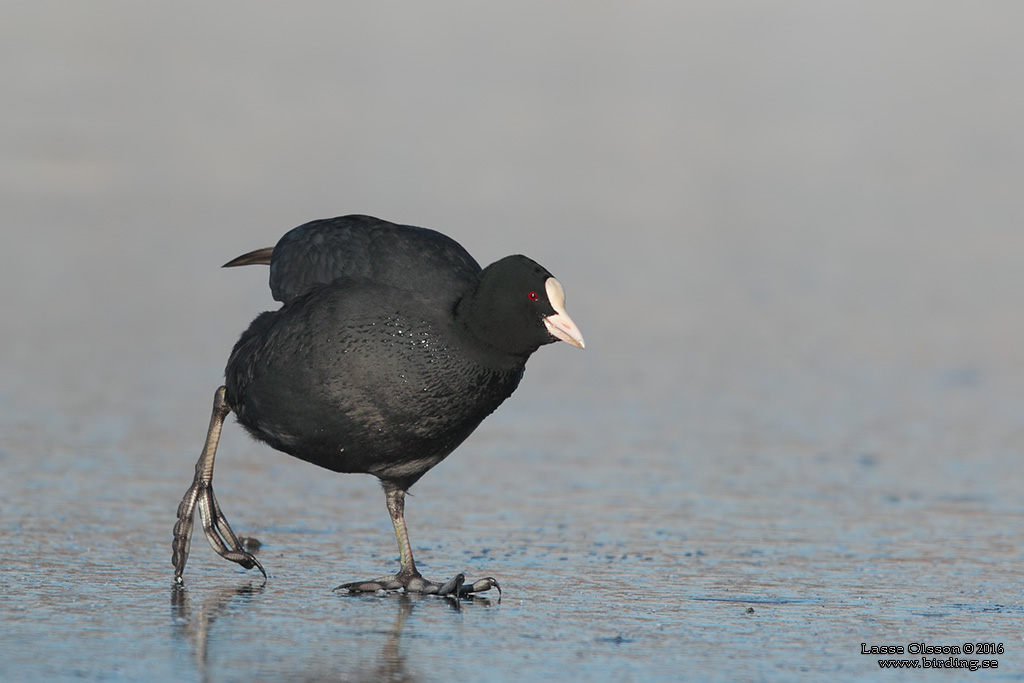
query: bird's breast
[{"left": 226, "top": 306, "right": 524, "bottom": 475}]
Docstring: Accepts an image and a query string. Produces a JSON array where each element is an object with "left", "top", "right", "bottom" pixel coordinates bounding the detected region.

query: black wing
[{"left": 225, "top": 215, "right": 482, "bottom": 306}]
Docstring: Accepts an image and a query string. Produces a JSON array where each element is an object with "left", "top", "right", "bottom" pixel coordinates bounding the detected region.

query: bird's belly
[{"left": 226, "top": 313, "right": 524, "bottom": 482}]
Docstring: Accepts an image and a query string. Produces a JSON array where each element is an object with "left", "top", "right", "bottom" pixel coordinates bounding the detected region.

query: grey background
[{"left": 2, "top": 2, "right": 1023, "bottom": 680}]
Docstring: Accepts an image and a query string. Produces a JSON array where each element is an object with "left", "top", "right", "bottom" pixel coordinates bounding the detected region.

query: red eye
[{"left": 527, "top": 291, "right": 538, "bottom": 301}]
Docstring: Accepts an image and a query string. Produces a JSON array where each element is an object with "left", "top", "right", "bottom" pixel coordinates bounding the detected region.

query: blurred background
[{"left": 2, "top": 2, "right": 1023, "bottom": 680}]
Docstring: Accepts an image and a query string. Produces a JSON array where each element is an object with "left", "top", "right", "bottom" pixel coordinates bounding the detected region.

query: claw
[{"left": 460, "top": 576, "right": 501, "bottom": 599}]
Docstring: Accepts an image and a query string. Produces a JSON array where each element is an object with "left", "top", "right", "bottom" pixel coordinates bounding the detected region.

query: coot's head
[{"left": 458, "top": 255, "right": 585, "bottom": 357}]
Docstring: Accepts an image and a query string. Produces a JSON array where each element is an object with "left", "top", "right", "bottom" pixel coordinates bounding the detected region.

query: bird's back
[{"left": 228, "top": 214, "right": 483, "bottom": 309}]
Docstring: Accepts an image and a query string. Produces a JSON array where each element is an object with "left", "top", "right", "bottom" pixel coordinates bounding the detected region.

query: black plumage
[{"left": 172, "top": 215, "right": 584, "bottom": 596}]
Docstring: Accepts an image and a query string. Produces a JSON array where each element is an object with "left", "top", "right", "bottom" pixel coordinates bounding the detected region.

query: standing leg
[
  {"left": 335, "top": 482, "right": 500, "bottom": 598},
  {"left": 172, "top": 386, "right": 266, "bottom": 584},
  {"left": 385, "top": 484, "right": 421, "bottom": 584}
]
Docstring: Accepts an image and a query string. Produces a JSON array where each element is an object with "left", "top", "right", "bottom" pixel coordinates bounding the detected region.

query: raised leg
[
  {"left": 334, "top": 483, "right": 500, "bottom": 598},
  {"left": 172, "top": 386, "right": 266, "bottom": 584}
]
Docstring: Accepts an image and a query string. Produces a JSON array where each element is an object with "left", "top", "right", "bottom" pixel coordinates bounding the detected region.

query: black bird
[{"left": 172, "top": 215, "right": 584, "bottom": 596}]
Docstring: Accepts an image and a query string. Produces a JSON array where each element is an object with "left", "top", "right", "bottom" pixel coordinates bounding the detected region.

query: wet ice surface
[
  {"left": 4, "top": 3, "right": 1024, "bottom": 681},
  {"left": 6, "top": 397, "right": 1023, "bottom": 682},
  {"left": 8, "top": 383, "right": 1024, "bottom": 681}
]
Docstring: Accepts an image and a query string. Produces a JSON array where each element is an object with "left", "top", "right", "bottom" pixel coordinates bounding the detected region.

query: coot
[{"left": 172, "top": 215, "right": 584, "bottom": 596}]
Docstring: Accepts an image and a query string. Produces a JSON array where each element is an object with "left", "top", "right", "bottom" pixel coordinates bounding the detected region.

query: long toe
[
  {"left": 433, "top": 574, "right": 465, "bottom": 596},
  {"left": 334, "top": 577, "right": 405, "bottom": 593},
  {"left": 458, "top": 576, "right": 501, "bottom": 599}
]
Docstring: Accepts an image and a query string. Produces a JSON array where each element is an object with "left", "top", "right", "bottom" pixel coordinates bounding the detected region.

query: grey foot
[
  {"left": 172, "top": 478, "right": 267, "bottom": 584},
  {"left": 334, "top": 572, "right": 500, "bottom": 598}
]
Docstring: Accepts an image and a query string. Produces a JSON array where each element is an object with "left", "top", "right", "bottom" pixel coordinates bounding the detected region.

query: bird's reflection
[
  {"left": 172, "top": 582, "right": 496, "bottom": 682},
  {"left": 172, "top": 581, "right": 265, "bottom": 678},
  {"left": 337, "top": 591, "right": 497, "bottom": 682}
]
